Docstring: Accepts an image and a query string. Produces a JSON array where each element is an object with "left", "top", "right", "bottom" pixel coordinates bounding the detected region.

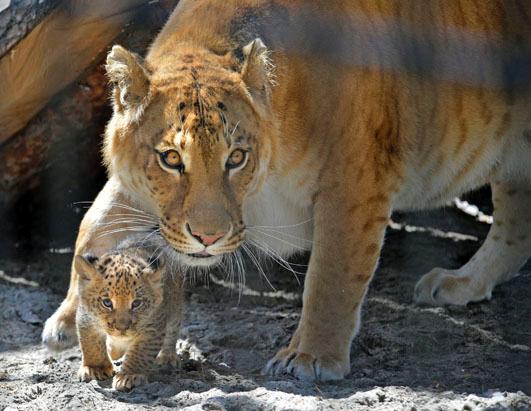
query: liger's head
[{"left": 103, "top": 39, "right": 274, "bottom": 268}]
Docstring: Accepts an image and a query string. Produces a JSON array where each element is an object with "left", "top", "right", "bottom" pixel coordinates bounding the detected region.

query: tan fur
[
  {"left": 44, "top": 0, "right": 531, "bottom": 381},
  {"left": 75, "top": 244, "right": 183, "bottom": 391}
]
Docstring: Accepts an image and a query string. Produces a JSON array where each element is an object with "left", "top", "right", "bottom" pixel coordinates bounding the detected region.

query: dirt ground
[{"left": 0, "top": 200, "right": 530, "bottom": 410}]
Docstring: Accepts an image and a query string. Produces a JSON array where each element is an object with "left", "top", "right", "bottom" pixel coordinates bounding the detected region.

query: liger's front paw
[
  {"left": 78, "top": 364, "right": 114, "bottom": 382},
  {"left": 155, "top": 350, "right": 179, "bottom": 367},
  {"left": 42, "top": 309, "right": 78, "bottom": 352},
  {"left": 414, "top": 267, "right": 490, "bottom": 306},
  {"left": 263, "top": 347, "right": 348, "bottom": 381},
  {"left": 112, "top": 372, "right": 148, "bottom": 391}
]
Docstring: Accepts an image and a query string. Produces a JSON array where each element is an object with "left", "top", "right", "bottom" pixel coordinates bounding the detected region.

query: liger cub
[{"left": 75, "top": 241, "right": 183, "bottom": 391}]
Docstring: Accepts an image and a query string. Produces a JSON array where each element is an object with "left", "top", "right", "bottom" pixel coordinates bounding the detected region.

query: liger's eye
[
  {"left": 226, "top": 149, "right": 247, "bottom": 169},
  {"left": 159, "top": 150, "right": 184, "bottom": 173},
  {"left": 101, "top": 298, "right": 113, "bottom": 310},
  {"left": 131, "top": 299, "right": 142, "bottom": 310}
]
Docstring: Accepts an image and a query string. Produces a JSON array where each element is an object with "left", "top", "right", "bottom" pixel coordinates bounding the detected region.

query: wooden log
[
  {"left": 0, "top": 0, "right": 152, "bottom": 142},
  {"left": 0, "top": 0, "right": 60, "bottom": 58},
  {"left": 0, "top": 0, "right": 177, "bottom": 209}
]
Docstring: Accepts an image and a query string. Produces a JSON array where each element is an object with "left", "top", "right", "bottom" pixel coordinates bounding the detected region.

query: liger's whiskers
[
  {"left": 234, "top": 249, "right": 246, "bottom": 299},
  {"left": 137, "top": 227, "right": 162, "bottom": 247},
  {"left": 94, "top": 218, "right": 157, "bottom": 229},
  {"left": 101, "top": 212, "right": 156, "bottom": 220},
  {"left": 246, "top": 228, "right": 310, "bottom": 251},
  {"left": 73, "top": 201, "right": 154, "bottom": 218},
  {"left": 242, "top": 243, "right": 276, "bottom": 292},
  {"left": 247, "top": 217, "right": 313, "bottom": 230},
  {"left": 246, "top": 238, "right": 308, "bottom": 268},
  {"left": 246, "top": 239, "right": 305, "bottom": 285},
  {"left": 95, "top": 226, "right": 154, "bottom": 240},
  {"left": 249, "top": 226, "right": 314, "bottom": 245}
]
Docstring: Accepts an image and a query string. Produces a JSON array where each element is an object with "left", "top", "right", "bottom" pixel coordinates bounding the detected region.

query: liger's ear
[
  {"left": 74, "top": 254, "right": 98, "bottom": 282},
  {"left": 240, "top": 38, "right": 274, "bottom": 106},
  {"left": 105, "top": 45, "right": 151, "bottom": 116}
]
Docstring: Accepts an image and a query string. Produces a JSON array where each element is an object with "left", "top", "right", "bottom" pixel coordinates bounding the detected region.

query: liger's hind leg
[{"left": 415, "top": 180, "right": 531, "bottom": 305}]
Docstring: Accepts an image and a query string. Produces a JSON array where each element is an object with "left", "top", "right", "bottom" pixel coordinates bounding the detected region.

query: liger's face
[{"left": 120, "top": 86, "right": 264, "bottom": 268}]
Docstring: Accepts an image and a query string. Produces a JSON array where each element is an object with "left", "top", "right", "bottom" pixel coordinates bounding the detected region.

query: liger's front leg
[{"left": 265, "top": 153, "right": 398, "bottom": 381}]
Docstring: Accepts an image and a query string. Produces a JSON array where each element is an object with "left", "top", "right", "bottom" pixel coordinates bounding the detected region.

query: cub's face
[
  {"left": 75, "top": 253, "right": 163, "bottom": 337},
  {"left": 104, "top": 40, "right": 273, "bottom": 268}
]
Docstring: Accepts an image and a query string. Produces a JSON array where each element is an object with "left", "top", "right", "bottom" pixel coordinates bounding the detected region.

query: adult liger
[{"left": 43, "top": 0, "right": 531, "bottom": 381}]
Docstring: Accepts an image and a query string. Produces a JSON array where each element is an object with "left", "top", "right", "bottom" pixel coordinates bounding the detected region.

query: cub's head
[
  {"left": 103, "top": 39, "right": 274, "bottom": 268},
  {"left": 75, "top": 252, "right": 164, "bottom": 337}
]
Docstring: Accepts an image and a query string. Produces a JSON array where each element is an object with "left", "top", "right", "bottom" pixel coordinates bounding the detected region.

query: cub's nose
[
  {"left": 114, "top": 319, "right": 132, "bottom": 332},
  {"left": 186, "top": 223, "right": 226, "bottom": 246}
]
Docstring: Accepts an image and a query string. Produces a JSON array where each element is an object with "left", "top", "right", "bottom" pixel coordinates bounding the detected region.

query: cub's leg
[
  {"left": 77, "top": 312, "right": 114, "bottom": 382},
  {"left": 155, "top": 314, "right": 181, "bottom": 367},
  {"left": 156, "top": 278, "right": 183, "bottom": 367},
  {"left": 42, "top": 178, "right": 148, "bottom": 351},
  {"left": 265, "top": 166, "right": 395, "bottom": 381},
  {"left": 415, "top": 180, "right": 531, "bottom": 305},
  {"left": 113, "top": 331, "right": 164, "bottom": 391}
]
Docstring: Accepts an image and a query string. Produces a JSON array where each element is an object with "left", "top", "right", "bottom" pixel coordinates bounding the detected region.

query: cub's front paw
[
  {"left": 155, "top": 351, "right": 179, "bottom": 367},
  {"left": 263, "top": 346, "right": 348, "bottom": 382},
  {"left": 112, "top": 372, "right": 148, "bottom": 391},
  {"left": 78, "top": 364, "right": 114, "bottom": 382}
]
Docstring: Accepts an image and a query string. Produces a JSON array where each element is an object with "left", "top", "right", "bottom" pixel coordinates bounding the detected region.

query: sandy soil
[{"left": 0, "top": 203, "right": 530, "bottom": 410}]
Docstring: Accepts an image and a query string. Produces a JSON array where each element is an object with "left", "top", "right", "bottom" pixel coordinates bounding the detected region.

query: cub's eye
[
  {"left": 159, "top": 150, "right": 184, "bottom": 173},
  {"left": 101, "top": 298, "right": 113, "bottom": 310},
  {"left": 226, "top": 149, "right": 247, "bottom": 170},
  {"left": 131, "top": 299, "right": 143, "bottom": 310}
]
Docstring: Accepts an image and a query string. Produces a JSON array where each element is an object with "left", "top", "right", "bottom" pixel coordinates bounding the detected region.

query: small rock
[
  {"left": 31, "top": 373, "right": 47, "bottom": 383},
  {"left": 202, "top": 401, "right": 226, "bottom": 411},
  {"left": 43, "top": 357, "right": 57, "bottom": 365}
]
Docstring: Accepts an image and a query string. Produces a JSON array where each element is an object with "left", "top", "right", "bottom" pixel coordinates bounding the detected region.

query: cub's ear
[
  {"left": 105, "top": 45, "right": 151, "bottom": 116},
  {"left": 142, "top": 264, "right": 164, "bottom": 286},
  {"left": 74, "top": 254, "right": 98, "bottom": 282},
  {"left": 146, "top": 253, "right": 164, "bottom": 271},
  {"left": 143, "top": 264, "right": 164, "bottom": 304},
  {"left": 239, "top": 38, "right": 274, "bottom": 106}
]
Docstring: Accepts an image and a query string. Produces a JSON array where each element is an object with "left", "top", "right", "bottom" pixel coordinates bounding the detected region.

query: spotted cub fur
[{"left": 75, "top": 243, "right": 183, "bottom": 391}]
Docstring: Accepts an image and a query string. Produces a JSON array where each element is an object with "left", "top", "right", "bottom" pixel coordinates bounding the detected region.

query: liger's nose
[{"left": 186, "top": 223, "right": 226, "bottom": 246}]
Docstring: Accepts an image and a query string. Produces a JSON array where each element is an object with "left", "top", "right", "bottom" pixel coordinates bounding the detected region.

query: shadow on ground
[{"left": 0, "top": 201, "right": 530, "bottom": 410}]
